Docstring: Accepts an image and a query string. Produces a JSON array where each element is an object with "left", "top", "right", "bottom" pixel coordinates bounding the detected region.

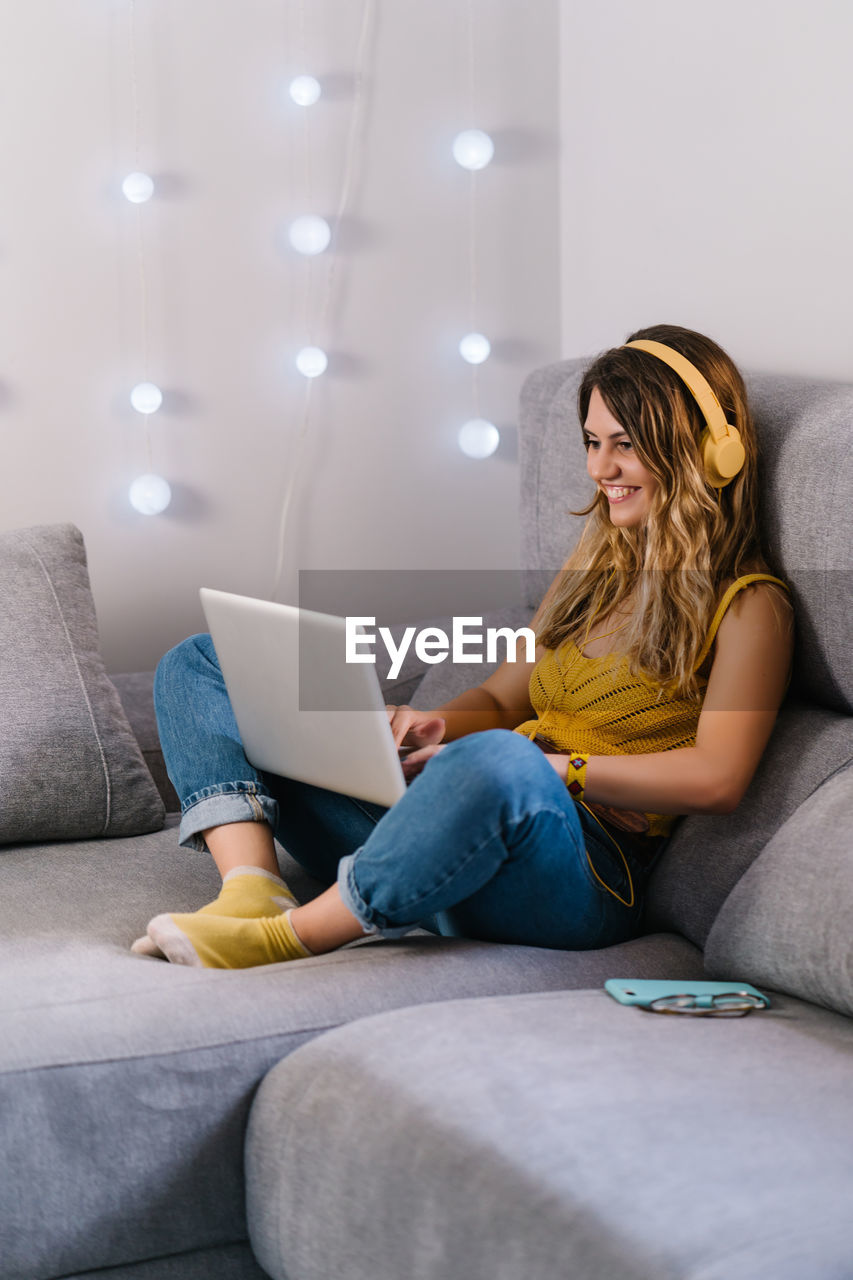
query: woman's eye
[{"left": 583, "top": 438, "right": 633, "bottom": 450}]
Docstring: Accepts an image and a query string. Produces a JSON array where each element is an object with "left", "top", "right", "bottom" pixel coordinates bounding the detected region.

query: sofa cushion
[
  {"left": 0, "top": 818, "right": 702, "bottom": 1280},
  {"left": 517, "top": 360, "right": 588, "bottom": 610},
  {"left": 0, "top": 523, "right": 164, "bottom": 845},
  {"left": 518, "top": 361, "right": 853, "bottom": 715},
  {"left": 746, "top": 371, "right": 853, "bottom": 715},
  {"left": 704, "top": 762, "right": 853, "bottom": 1017},
  {"left": 246, "top": 987, "right": 853, "bottom": 1280},
  {"left": 644, "top": 702, "right": 853, "bottom": 947}
]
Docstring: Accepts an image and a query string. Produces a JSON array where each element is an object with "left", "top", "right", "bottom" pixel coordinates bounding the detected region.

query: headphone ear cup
[{"left": 701, "top": 424, "right": 746, "bottom": 488}]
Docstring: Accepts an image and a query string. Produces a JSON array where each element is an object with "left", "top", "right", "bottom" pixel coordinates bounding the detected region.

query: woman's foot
[
  {"left": 130, "top": 867, "right": 298, "bottom": 958},
  {"left": 145, "top": 907, "right": 312, "bottom": 968}
]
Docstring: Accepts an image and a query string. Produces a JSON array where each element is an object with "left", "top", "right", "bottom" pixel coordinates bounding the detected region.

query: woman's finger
[
  {"left": 402, "top": 744, "right": 445, "bottom": 767},
  {"left": 408, "top": 716, "right": 446, "bottom": 745},
  {"left": 385, "top": 705, "right": 445, "bottom": 748},
  {"left": 385, "top": 704, "right": 415, "bottom": 746}
]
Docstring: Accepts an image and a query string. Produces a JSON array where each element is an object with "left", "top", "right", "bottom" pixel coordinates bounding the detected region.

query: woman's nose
[{"left": 589, "top": 447, "right": 621, "bottom": 479}]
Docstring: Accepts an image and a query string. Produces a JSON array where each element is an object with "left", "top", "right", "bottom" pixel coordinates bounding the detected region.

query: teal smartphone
[{"left": 605, "top": 978, "right": 770, "bottom": 1012}]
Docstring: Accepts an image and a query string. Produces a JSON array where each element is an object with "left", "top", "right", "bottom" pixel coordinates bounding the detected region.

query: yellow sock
[
  {"left": 145, "top": 908, "right": 313, "bottom": 969},
  {"left": 198, "top": 866, "right": 297, "bottom": 918},
  {"left": 131, "top": 867, "right": 297, "bottom": 957}
]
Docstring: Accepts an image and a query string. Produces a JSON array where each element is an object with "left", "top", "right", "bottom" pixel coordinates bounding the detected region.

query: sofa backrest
[{"left": 518, "top": 357, "right": 853, "bottom": 947}]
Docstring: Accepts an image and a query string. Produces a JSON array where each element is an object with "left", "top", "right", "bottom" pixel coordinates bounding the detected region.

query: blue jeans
[{"left": 154, "top": 633, "right": 661, "bottom": 951}]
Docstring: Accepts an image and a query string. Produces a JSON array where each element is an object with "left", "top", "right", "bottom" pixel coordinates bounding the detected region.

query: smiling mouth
[{"left": 602, "top": 486, "right": 640, "bottom": 502}]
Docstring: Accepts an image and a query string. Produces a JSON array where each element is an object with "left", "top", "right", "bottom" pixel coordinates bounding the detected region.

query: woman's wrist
[
  {"left": 541, "top": 749, "right": 590, "bottom": 797},
  {"left": 564, "top": 753, "right": 589, "bottom": 799}
]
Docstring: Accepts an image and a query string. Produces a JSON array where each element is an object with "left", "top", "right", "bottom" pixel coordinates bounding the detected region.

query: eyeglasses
[{"left": 648, "top": 992, "right": 768, "bottom": 1017}]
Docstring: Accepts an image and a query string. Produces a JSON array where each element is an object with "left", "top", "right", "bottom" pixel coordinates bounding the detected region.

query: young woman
[{"left": 136, "top": 323, "right": 794, "bottom": 967}]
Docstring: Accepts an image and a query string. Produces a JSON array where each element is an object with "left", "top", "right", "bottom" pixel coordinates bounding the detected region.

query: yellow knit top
[{"left": 513, "top": 574, "right": 789, "bottom": 839}]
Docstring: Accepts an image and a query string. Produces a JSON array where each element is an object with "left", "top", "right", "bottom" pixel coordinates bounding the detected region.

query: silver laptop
[{"left": 200, "top": 588, "right": 407, "bottom": 808}]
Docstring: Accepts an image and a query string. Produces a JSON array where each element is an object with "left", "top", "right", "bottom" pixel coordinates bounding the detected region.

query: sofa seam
[
  {"left": 0, "top": 1020, "right": 346, "bottom": 1079},
  {"left": 797, "top": 754, "right": 853, "bottom": 807},
  {"left": 1, "top": 948, "right": 367, "bottom": 1018},
  {"left": 51, "top": 1237, "right": 257, "bottom": 1280}
]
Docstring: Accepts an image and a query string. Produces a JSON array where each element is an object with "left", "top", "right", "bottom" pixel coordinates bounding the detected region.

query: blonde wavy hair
[{"left": 536, "top": 323, "right": 788, "bottom": 700}]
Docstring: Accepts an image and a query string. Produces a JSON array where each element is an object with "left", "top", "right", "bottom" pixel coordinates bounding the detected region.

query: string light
[
  {"left": 459, "top": 332, "right": 490, "bottom": 364},
  {"left": 289, "top": 75, "right": 321, "bottom": 106},
  {"left": 288, "top": 214, "right": 332, "bottom": 255},
  {"left": 271, "top": 0, "right": 376, "bottom": 601},
  {"left": 122, "top": 171, "right": 154, "bottom": 203},
  {"left": 295, "top": 346, "right": 328, "bottom": 378},
  {"left": 459, "top": 418, "right": 499, "bottom": 459},
  {"left": 452, "top": 129, "right": 494, "bottom": 171},
  {"left": 130, "top": 381, "right": 163, "bottom": 414},
  {"left": 456, "top": 3, "right": 497, "bottom": 461},
  {"left": 124, "top": 0, "right": 170, "bottom": 514},
  {"left": 129, "top": 474, "right": 171, "bottom": 515}
]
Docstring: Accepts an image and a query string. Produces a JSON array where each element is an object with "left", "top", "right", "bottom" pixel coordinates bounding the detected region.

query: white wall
[
  {"left": 8, "top": 2, "right": 846, "bottom": 675},
  {"left": 559, "top": 0, "right": 853, "bottom": 380},
  {"left": 0, "top": 1, "right": 560, "bottom": 671}
]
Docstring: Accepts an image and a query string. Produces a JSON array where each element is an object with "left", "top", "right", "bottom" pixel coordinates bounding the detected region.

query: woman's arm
[{"left": 556, "top": 584, "right": 794, "bottom": 816}]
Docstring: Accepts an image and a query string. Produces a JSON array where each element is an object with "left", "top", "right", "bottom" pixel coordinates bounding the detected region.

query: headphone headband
[{"left": 622, "top": 339, "right": 745, "bottom": 487}]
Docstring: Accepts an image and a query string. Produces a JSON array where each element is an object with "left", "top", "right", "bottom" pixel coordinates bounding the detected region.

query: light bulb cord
[
  {"left": 467, "top": 0, "right": 482, "bottom": 427},
  {"left": 129, "top": 0, "right": 153, "bottom": 475},
  {"left": 271, "top": 0, "right": 376, "bottom": 602}
]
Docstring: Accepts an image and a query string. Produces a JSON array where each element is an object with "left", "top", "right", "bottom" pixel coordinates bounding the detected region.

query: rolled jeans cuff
[
  {"left": 178, "top": 783, "right": 279, "bottom": 853},
  {"left": 337, "top": 853, "right": 418, "bottom": 940}
]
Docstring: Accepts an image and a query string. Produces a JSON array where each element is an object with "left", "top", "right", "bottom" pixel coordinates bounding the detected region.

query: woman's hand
[
  {"left": 385, "top": 704, "right": 446, "bottom": 750},
  {"left": 399, "top": 742, "right": 446, "bottom": 783}
]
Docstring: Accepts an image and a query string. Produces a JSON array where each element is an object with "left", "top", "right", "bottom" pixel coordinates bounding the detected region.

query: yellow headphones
[{"left": 623, "top": 339, "right": 746, "bottom": 488}]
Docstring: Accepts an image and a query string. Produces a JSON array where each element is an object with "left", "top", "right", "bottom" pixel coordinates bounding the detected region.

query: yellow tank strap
[{"left": 693, "top": 574, "right": 790, "bottom": 672}]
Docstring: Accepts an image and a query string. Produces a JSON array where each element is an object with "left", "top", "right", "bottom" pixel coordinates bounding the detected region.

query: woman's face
[{"left": 583, "top": 386, "right": 659, "bottom": 527}]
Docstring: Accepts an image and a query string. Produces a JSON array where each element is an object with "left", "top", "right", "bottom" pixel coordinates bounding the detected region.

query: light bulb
[
  {"left": 296, "top": 346, "right": 328, "bottom": 378},
  {"left": 129, "top": 474, "right": 171, "bottom": 515},
  {"left": 289, "top": 75, "right": 321, "bottom": 106},
  {"left": 459, "top": 419, "right": 499, "bottom": 459},
  {"left": 288, "top": 215, "right": 331, "bottom": 255},
  {"left": 130, "top": 382, "right": 163, "bottom": 414},
  {"left": 459, "top": 333, "right": 491, "bottom": 365},
  {"left": 452, "top": 130, "right": 494, "bottom": 171},
  {"left": 122, "top": 172, "right": 154, "bottom": 203}
]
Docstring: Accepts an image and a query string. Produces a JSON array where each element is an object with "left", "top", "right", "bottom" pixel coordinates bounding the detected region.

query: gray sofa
[{"left": 1, "top": 357, "right": 851, "bottom": 1280}]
